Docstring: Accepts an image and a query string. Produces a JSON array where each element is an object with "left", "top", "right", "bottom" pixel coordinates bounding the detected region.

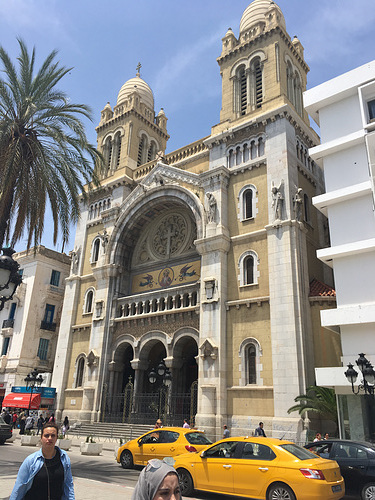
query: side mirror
[
  {"left": 138, "top": 439, "right": 143, "bottom": 447},
  {"left": 200, "top": 450, "right": 206, "bottom": 458}
]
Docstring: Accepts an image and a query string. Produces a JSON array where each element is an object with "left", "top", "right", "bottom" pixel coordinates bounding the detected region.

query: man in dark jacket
[{"left": 254, "top": 421, "right": 266, "bottom": 437}]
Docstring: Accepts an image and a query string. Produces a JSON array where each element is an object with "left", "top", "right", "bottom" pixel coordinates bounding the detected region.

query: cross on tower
[{"left": 136, "top": 62, "right": 142, "bottom": 77}]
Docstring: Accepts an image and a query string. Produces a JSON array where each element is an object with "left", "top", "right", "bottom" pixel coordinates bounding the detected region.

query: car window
[
  {"left": 185, "top": 432, "right": 212, "bottom": 445},
  {"left": 281, "top": 444, "right": 319, "bottom": 460},
  {"left": 333, "top": 444, "right": 368, "bottom": 460},
  {"left": 205, "top": 441, "right": 239, "bottom": 458},
  {"left": 241, "top": 443, "right": 276, "bottom": 461},
  {"left": 308, "top": 442, "right": 332, "bottom": 459},
  {"left": 140, "top": 432, "right": 159, "bottom": 444},
  {"left": 158, "top": 431, "right": 179, "bottom": 444}
]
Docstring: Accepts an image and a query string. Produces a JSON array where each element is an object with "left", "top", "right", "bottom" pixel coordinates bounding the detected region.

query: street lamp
[
  {"left": 0, "top": 247, "right": 23, "bottom": 311},
  {"left": 344, "top": 353, "right": 375, "bottom": 396},
  {"left": 25, "top": 368, "right": 44, "bottom": 414},
  {"left": 148, "top": 360, "right": 173, "bottom": 422}
]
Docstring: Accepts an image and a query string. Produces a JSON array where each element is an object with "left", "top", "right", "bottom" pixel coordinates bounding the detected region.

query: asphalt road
[{"left": 0, "top": 442, "right": 358, "bottom": 500}]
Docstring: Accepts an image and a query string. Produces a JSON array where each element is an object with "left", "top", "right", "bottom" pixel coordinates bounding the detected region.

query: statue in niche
[
  {"left": 70, "top": 246, "right": 81, "bottom": 274},
  {"left": 293, "top": 187, "right": 303, "bottom": 221},
  {"left": 271, "top": 180, "right": 284, "bottom": 220},
  {"left": 205, "top": 192, "right": 217, "bottom": 223},
  {"left": 97, "top": 228, "right": 109, "bottom": 253}
]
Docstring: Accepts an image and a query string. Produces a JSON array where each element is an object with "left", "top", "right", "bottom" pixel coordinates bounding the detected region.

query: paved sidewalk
[{"left": 1, "top": 475, "right": 135, "bottom": 500}]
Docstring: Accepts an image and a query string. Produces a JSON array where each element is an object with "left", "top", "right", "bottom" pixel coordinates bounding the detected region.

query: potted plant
[
  {"left": 80, "top": 435, "right": 102, "bottom": 456},
  {"left": 57, "top": 433, "right": 72, "bottom": 451},
  {"left": 21, "top": 430, "right": 39, "bottom": 446}
]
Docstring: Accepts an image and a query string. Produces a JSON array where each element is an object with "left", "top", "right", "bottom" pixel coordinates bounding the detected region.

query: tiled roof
[{"left": 309, "top": 278, "right": 336, "bottom": 297}]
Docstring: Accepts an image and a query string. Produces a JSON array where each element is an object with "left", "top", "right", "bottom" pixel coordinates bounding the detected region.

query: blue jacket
[{"left": 10, "top": 447, "right": 75, "bottom": 500}]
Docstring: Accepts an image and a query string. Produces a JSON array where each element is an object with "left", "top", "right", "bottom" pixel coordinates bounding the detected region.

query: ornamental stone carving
[{"left": 151, "top": 213, "right": 188, "bottom": 259}]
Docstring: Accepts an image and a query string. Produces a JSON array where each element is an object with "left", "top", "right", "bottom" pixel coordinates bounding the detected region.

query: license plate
[{"left": 332, "top": 485, "right": 342, "bottom": 492}]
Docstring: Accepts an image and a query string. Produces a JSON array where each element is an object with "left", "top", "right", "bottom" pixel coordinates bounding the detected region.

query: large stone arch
[{"left": 106, "top": 183, "right": 205, "bottom": 267}]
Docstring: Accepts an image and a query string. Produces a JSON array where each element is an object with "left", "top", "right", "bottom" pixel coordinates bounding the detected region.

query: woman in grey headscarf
[{"left": 132, "top": 459, "right": 181, "bottom": 500}]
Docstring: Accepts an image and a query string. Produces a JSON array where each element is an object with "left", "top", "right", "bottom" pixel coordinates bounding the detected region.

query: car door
[
  {"left": 154, "top": 430, "right": 180, "bottom": 460},
  {"left": 331, "top": 442, "right": 369, "bottom": 495},
  {"left": 233, "top": 442, "right": 277, "bottom": 498},
  {"left": 194, "top": 441, "right": 237, "bottom": 494},
  {"left": 134, "top": 431, "right": 158, "bottom": 465}
]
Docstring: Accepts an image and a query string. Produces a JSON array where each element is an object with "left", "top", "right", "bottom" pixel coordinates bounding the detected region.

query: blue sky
[{"left": 2, "top": 0, "right": 375, "bottom": 253}]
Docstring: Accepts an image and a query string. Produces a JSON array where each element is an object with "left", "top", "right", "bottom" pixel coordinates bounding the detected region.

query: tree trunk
[{"left": 0, "top": 188, "right": 15, "bottom": 249}]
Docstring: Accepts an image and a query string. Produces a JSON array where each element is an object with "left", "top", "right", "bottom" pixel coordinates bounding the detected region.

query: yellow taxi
[
  {"left": 173, "top": 437, "right": 345, "bottom": 500},
  {"left": 116, "top": 426, "right": 211, "bottom": 469}
]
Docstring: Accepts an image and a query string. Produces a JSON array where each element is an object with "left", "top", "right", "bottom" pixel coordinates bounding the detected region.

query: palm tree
[
  {"left": 0, "top": 39, "right": 103, "bottom": 250},
  {"left": 287, "top": 385, "right": 338, "bottom": 426}
]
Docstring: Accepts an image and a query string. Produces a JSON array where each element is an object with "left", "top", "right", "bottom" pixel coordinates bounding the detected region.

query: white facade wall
[{"left": 305, "top": 60, "right": 375, "bottom": 433}]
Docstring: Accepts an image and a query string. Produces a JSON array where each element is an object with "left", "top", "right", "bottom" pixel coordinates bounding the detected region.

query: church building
[{"left": 52, "top": 0, "right": 340, "bottom": 441}]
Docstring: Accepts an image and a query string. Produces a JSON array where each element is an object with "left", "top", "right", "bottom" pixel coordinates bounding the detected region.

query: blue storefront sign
[{"left": 12, "top": 386, "right": 56, "bottom": 398}]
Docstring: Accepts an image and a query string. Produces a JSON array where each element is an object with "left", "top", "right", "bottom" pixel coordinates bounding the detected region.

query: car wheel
[
  {"left": 177, "top": 468, "right": 194, "bottom": 496},
  {"left": 362, "top": 483, "right": 375, "bottom": 500},
  {"left": 268, "top": 483, "right": 296, "bottom": 500},
  {"left": 120, "top": 450, "right": 133, "bottom": 469}
]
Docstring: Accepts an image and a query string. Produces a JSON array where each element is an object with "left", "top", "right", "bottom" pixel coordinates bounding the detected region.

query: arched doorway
[
  {"left": 102, "top": 342, "right": 135, "bottom": 423},
  {"left": 170, "top": 336, "right": 198, "bottom": 426}
]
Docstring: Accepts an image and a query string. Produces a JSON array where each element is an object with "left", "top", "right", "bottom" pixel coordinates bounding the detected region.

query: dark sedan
[
  {"left": 305, "top": 439, "right": 375, "bottom": 499},
  {"left": 0, "top": 415, "right": 12, "bottom": 444}
]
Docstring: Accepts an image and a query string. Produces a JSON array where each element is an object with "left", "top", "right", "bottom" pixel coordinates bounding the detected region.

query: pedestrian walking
[
  {"left": 25, "top": 415, "right": 34, "bottom": 431},
  {"left": 132, "top": 458, "right": 181, "bottom": 500},
  {"left": 254, "top": 421, "right": 266, "bottom": 437},
  {"left": 314, "top": 432, "right": 322, "bottom": 442},
  {"left": 323, "top": 432, "right": 329, "bottom": 440},
  {"left": 12, "top": 411, "right": 18, "bottom": 429},
  {"left": 3, "top": 410, "right": 11, "bottom": 425},
  {"left": 182, "top": 419, "right": 190, "bottom": 429},
  {"left": 62, "top": 416, "right": 70, "bottom": 437},
  {"left": 48, "top": 413, "right": 56, "bottom": 423},
  {"left": 19, "top": 412, "right": 26, "bottom": 435},
  {"left": 10, "top": 422, "right": 75, "bottom": 500},
  {"left": 36, "top": 415, "right": 44, "bottom": 435},
  {"left": 223, "top": 425, "right": 230, "bottom": 439}
]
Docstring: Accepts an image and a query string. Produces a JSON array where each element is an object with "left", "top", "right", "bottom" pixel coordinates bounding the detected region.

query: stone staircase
[{"left": 67, "top": 422, "right": 154, "bottom": 442}]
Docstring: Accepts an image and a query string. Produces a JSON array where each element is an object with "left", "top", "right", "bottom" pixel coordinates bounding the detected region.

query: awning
[{"left": 2, "top": 392, "right": 41, "bottom": 409}]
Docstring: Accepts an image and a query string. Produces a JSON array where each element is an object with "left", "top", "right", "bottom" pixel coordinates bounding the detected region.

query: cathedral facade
[{"left": 52, "top": 0, "right": 340, "bottom": 441}]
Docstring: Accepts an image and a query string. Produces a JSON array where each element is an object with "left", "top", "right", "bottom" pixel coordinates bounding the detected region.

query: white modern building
[
  {"left": 304, "top": 61, "right": 375, "bottom": 441},
  {"left": 0, "top": 246, "right": 71, "bottom": 410}
]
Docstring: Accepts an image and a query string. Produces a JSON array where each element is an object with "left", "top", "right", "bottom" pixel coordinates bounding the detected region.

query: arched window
[
  {"left": 238, "top": 250, "right": 259, "bottom": 287},
  {"left": 228, "top": 149, "right": 235, "bottom": 168},
  {"left": 76, "top": 357, "right": 85, "bottom": 388},
  {"left": 252, "top": 58, "right": 263, "bottom": 108},
  {"left": 245, "top": 255, "right": 254, "bottom": 285},
  {"left": 84, "top": 289, "right": 94, "bottom": 314},
  {"left": 92, "top": 238, "right": 100, "bottom": 263},
  {"left": 238, "top": 185, "right": 257, "bottom": 222},
  {"left": 148, "top": 141, "right": 157, "bottom": 162},
  {"left": 239, "top": 338, "right": 262, "bottom": 386},
  {"left": 104, "top": 137, "right": 113, "bottom": 170},
  {"left": 114, "top": 132, "right": 122, "bottom": 167},
  {"left": 239, "top": 66, "right": 247, "bottom": 115},
  {"left": 137, "top": 134, "right": 148, "bottom": 166},
  {"left": 247, "top": 344, "right": 257, "bottom": 384}
]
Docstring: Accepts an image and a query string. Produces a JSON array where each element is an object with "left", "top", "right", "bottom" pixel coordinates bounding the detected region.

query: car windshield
[
  {"left": 185, "top": 432, "right": 212, "bottom": 445},
  {"left": 280, "top": 443, "right": 319, "bottom": 460}
]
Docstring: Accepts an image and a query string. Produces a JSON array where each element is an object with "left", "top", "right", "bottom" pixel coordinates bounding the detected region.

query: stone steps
[{"left": 67, "top": 422, "right": 154, "bottom": 441}]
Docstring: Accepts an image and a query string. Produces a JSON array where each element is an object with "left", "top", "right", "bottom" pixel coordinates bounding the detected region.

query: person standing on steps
[{"left": 254, "top": 422, "right": 266, "bottom": 437}]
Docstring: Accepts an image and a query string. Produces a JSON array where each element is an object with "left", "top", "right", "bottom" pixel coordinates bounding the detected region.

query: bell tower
[
  {"left": 96, "top": 65, "right": 169, "bottom": 182},
  {"left": 217, "top": 0, "right": 310, "bottom": 127}
]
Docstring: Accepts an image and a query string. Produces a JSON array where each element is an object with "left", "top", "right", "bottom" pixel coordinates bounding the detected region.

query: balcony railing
[
  {"left": 2, "top": 319, "right": 14, "bottom": 329},
  {"left": 40, "top": 321, "right": 57, "bottom": 332},
  {"left": 115, "top": 283, "right": 199, "bottom": 320}
]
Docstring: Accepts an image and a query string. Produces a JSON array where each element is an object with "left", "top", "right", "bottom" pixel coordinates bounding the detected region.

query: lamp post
[
  {"left": 344, "top": 353, "right": 375, "bottom": 396},
  {"left": 148, "top": 360, "right": 172, "bottom": 423},
  {"left": 25, "top": 368, "right": 44, "bottom": 415},
  {"left": 0, "top": 247, "right": 23, "bottom": 311}
]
